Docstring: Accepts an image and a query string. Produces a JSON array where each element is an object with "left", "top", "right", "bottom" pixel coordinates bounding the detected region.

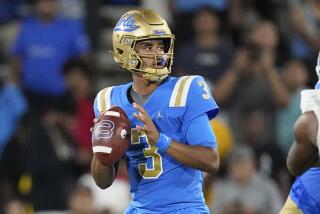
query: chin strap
[{"left": 141, "top": 73, "right": 168, "bottom": 82}]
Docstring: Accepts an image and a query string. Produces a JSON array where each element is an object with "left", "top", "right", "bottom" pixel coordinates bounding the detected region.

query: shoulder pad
[
  {"left": 96, "top": 86, "right": 114, "bottom": 113},
  {"left": 169, "top": 75, "right": 197, "bottom": 107}
]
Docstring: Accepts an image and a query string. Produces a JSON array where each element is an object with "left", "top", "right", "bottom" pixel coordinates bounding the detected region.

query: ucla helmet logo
[{"left": 114, "top": 15, "right": 139, "bottom": 32}]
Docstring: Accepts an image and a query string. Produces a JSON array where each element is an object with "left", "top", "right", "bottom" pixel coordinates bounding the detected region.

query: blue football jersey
[
  {"left": 93, "top": 75, "right": 219, "bottom": 213},
  {"left": 290, "top": 168, "right": 320, "bottom": 213}
]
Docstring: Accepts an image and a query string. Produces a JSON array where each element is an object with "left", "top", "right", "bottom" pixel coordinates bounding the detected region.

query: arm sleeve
[
  {"left": 185, "top": 113, "right": 217, "bottom": 148},
  {"left": 93, "top": 97, "right": 100, "bottom": 118},
  {"left": 181, "top": 75, "right": 219, "bottom": 136}
]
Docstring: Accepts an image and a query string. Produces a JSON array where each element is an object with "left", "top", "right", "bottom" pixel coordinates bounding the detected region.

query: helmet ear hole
[
  {"left": 117, "top": 48, "right": 124, "bottom": 55},
  {"left": 163, "top": 38, "right": 171, "bottom": 53}
]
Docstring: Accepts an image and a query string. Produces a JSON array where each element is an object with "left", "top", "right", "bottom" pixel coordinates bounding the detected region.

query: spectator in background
[
  {"left": 0, "top": 0, "right": 31, "bottom": 24},
  {"left": 239, "top": 109, "right": 291, "bottom": 199},
  {"left": 3, "top": 199, "right": 26, "bottom": 214},
  {"left": 78, "top": 164, "right": 130, "bottom": 214},
  {"left": 68, "top": 185, "right": 95, "bottom": 214},
  {"left": 62, "top": 59, "right": 94, "bottom": 172},
  {"left": 9, "top": 0, "right": 90, "bottom": 114},
  {"left": 174, "top": 7, "right": 234, "bottom": 84},
  {"left": 0, "top": 122, "right": 29, "bottom": 212},
  {"left": 203, "top": 118, "right": 235, "bottom": 204},
  {"left": 170, "top": 0, "right": 230, "bottom": 46},
  {"left": 276, "top": 59, "right": 308, "bottom": 153},
  {"left": 0, "top": 64, "right": 27, "bottom": 158},
  {"left": 213, "top": 20, "right": 289, "bottom": 142},
  {"left": 289, "top": 0, "right": 320, "bottom": 61},
  {"left": 209, "top": 145, "right": 283, "bottom": 214},
  {"left": 24, "top": 105, "right": 78, "bottom": 212},
  {"left": 58, "top": 0, "right": 86, "bottom": 22}
]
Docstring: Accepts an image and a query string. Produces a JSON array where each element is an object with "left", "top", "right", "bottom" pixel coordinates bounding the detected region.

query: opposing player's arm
[{"left": 287, "top": 111, "right": 319, "bottom": 176}]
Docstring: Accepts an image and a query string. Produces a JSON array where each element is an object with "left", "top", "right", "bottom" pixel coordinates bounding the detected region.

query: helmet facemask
[{"left": 131, "top": 37, "right": 174, "bottom": 82}]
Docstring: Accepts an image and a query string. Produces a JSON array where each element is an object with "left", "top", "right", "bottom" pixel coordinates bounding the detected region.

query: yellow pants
[{"left": 280, "top": 196, "right": 303, "bottom": 214}]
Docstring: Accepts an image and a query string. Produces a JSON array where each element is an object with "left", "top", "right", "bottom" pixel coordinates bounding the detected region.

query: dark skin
[
  {"left": 287, "top": 111, "right": 319, "bottom": 176},
  {"left": 91, "top": 40, "right": 220, "bottom": 189}
]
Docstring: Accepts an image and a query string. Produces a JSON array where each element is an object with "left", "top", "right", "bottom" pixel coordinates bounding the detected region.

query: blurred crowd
[{"left": 0, "top": 0, "right": 319, "bottom": 213}]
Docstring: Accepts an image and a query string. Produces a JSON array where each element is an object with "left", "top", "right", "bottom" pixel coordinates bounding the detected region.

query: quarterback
[{"left": 91, "top": 9, "right": 220, "bottom": 214}]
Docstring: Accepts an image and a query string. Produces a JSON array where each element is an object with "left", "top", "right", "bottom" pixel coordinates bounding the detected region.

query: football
[{"left": 92, "top": 106, "right": 131, "bottom": 165}]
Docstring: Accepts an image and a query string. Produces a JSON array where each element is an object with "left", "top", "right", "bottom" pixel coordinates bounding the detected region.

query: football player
[
  {"left": 91, "top": 9, "right": 220, "bottom": 213},
  {"left": 280, "top": 53, "right": 320, "bottom": 214}
]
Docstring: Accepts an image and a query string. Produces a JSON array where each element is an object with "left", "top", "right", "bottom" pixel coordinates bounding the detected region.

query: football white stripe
[
  {"left": 105, "top": 111, "right": 120, "bottom": 117},
  {"left": 93, "top": 146, "right": 112, "bottom": 154},
  {"left": 180, "top": 75, "right": 197, "bottom": 107}
]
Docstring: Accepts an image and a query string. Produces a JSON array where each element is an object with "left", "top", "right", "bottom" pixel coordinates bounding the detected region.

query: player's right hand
[{"left": 132, "top": 102, "right": 160, "bottom": 144}]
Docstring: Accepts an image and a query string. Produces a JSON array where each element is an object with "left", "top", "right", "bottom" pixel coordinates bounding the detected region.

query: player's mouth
[{"left": 153, "top": 59, "right": 166, "bottom": 68}]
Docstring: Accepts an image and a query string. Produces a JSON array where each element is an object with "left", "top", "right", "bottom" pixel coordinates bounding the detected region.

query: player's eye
[
  {"left": 142, "top": 44, "right": 152, "bottom": 50},
  {"left": 158, "top": 46, "right": 164, "bottom": 51}
]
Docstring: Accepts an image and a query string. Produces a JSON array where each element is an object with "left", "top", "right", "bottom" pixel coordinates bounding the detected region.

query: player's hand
[
  {"left": 90, "top": 118, "right": 101, "bottom": 145},
  {"left": 90, "top": 118, "right": 100, "bottom": 133},
  {"left": 259, "top": 50, "right": 275, "bottom": 73},
  {"left": 132, "top": 102, "right": 160, "bottom": 144},
  {"left": 231, "top": 48, "right": 250, "bottom": 73}
]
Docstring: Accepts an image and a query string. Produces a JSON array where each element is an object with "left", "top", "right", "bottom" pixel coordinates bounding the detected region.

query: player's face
[
  {"left": 36, "top": 0, "right": 57, "bottom": 19},
  {"left": 135, "top": 40, "right": 166, "bottom": 69}
]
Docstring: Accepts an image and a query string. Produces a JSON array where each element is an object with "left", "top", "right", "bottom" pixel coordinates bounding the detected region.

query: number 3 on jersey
[
  {"left": 131, "top": 128, "right": 163, "bottom": 179},
  {"left": 198, "top": 80, "right": 211, "bottom": 100}
]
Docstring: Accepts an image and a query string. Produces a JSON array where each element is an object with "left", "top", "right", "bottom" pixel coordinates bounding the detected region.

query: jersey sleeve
[
  {"left": 93, "top": 97, "right": 100, "bottom": 118},
  {"left": 181, "top": 75, "right": 219, "bottom": 136},
  {"left": 185, "top": 113, "right": 217, "bottom": 148},
  {"left": 93, "top": 86, "right": 114, "bottom": 118}
]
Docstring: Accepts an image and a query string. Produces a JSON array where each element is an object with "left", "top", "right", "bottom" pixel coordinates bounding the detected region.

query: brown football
[{"left": 92, "top": 106, "right": 131, "bottom": 165}]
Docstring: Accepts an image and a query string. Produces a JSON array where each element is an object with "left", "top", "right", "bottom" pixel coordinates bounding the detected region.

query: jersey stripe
[
  {"left": 169, "top": 76, "right": 186, "bottom": 107},
  {"left": 170, "top": 76, "right": 197, "bottom": 107},
  {"left": 96, "top": 89, "right": 105, "bottom": 113},
  {"left": 104, "top": 86, "right": 114, "bottom": 111},
  {"left": 100, "top": 88, "right": 107, "bottom": 112},
  {"left": 174, "top": 76, "right": 189, "bottom": 106},
  {"left": 97, "top": 87, "right": 114, "bottom": 113},
  {"left": 180, "top": 76, "right": 197, "bottom": 106}
]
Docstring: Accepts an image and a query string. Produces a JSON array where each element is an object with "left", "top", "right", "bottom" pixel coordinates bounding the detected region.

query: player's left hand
[{"left": 132, "top": 102, "right": 160, "bottom": 144}]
